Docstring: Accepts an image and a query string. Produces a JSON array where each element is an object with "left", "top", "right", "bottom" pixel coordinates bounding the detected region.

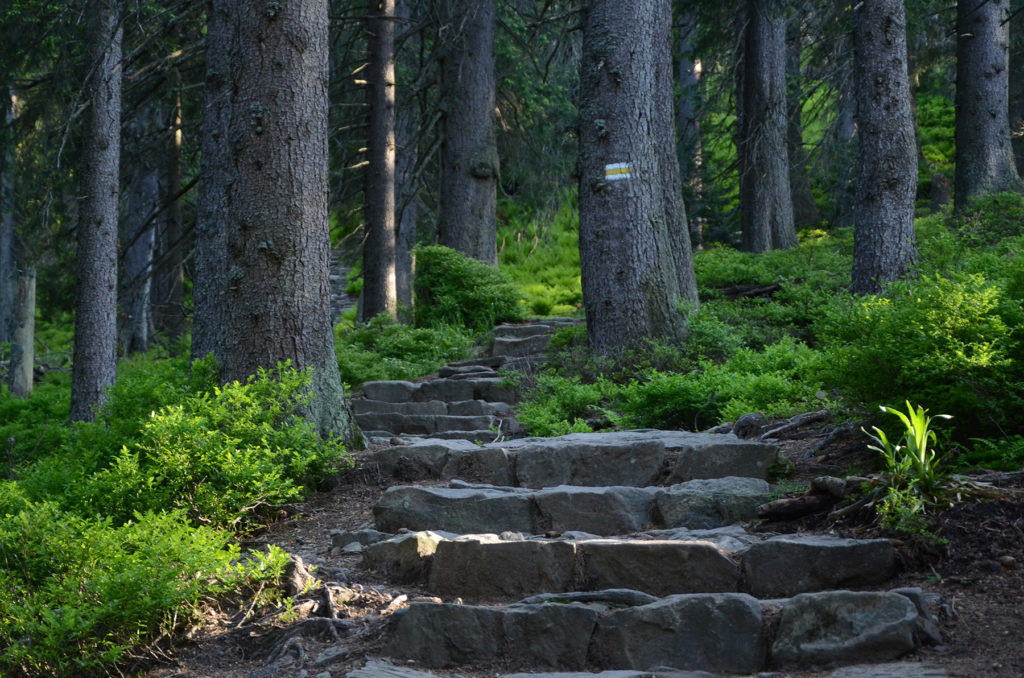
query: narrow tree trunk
[
  {"left": 851, "top": 0, "right": 917, "bottom": 295},
  {"left": 438, "top": 0, "right": 498, "bottom": 265},
  {"left": 8, "top": 268, "right": 34, "bottom": 397},
  {"left": 151, "top": 74, "right": 186, "bottom": 341},
  {"left": 394, "top": 0, "right": 417, "bottom": 316},
  {"left": 120, "top": 107, "right": 159, "bottom": 354},
  {"left": 362, "top": 0, "right": 398, "bottom": 320},
  {"left": 737, "top": 0, "right": 796, "bottom": 252},
  {"left": 70, "top": 0, "right": 122, "bottom": 422},
  {"left": 194, "top": 0, "right": 358, "bottom": 444},
  {"left": 831, "top": 42, "right": 858, "bottom": 229},
  {"left": 579, "top": 0, "right": 690, "bottom": 354},
  {"left": 0, "top": 87, "right": 15, "bottom": 345},
  {"left": 675, "top": 12, "right": 703, "bottom": 249},
  {"left": 954, "top": 0, "right": 1024, "bottom": 210},
  {"left": 786, "top": 18, "right": 820, "bottom": 228},
  {"left": 1009, "top": 14, "right": 1024, "bottom": 175}
]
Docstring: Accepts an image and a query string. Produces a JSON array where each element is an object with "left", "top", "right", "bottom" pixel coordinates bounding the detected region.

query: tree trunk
[
  {"left": 786, "top": 18, "right": 820, "bottom": 228},
  {"left": 193, "top": 0, "right": 358, "bottom": 444},
  {"left": 831, "top": 41, "right": 858, "bottom": 229},
  {"left": 954, "top": 0, "right": 1024, "bottom": 210},
  {"left": 8, "top": 268, "right": 34, "bottom": 397},
  {"left": 737, "top": 0, "right": 796, "bottom": 252},
  {"left": 120, "top": 107, "right": 160, "bottom": 354},
  {"left": 362, "top": 0, "right": 398, "bottom": 321},
  {"left": 0, "top": 87, "right": 15, "bottom": 346},
  {"left": 1009, "top": 12, "right": 1024, "bottom": 175},
  {"left": 675, "top": 11, "right": 703, "bottom": 250},
  {"left": 579, "top": 0, "right": 690, "bottom": 354},
  {"left": 394, "top": 0, "right": 417, "bottom": 317},
  {"left": 851, "top": 0, "right": 917, "bottom": 295},
  {"left": 151, "top": 74, "right": 186, "bottom": 341},
  {"left": 438, "top": 0, "right": 498, "bottom": 265},
  {"left": 70, "top": 0, "right": 122, "bottom": 423}
]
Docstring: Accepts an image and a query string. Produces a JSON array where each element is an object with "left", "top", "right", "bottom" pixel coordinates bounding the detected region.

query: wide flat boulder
[{"left": 654, "top": 477, "right": 772, "bottom": 529}]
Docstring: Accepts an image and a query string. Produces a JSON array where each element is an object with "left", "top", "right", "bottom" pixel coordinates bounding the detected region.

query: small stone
[
  {"left": 315, "top": 646, "right": 349, "bottom": 665},
  {"left": 343, "top": 542, "right": 364, "bottom": 553},
  {"left": 997, "top": 555, "right": 1016, "bottom": 570}
]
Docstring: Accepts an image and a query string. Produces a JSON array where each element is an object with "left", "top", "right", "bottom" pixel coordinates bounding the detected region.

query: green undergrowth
[
  {"left": 0, "top": 357, "right": 350, "bottom": 675},
  {"left": 517, "top": 197, "right": 1024, "bottom": 464}
]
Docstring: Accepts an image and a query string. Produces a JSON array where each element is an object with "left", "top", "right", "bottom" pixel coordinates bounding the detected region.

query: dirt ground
[{"left": 140, "top": 432, "right": 1024, "bottom": 678}]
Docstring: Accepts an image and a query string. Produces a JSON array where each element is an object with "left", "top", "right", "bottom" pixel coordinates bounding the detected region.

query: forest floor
[{"left": 142, "top": 432, "right": 1024, "bottom": 678}]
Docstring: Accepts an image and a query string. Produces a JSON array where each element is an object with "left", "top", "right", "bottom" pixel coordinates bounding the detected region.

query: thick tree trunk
[
  {"left": 151, "top": 76, "right": 186, "bottom": 341},
  {"left": 954, "top": 0, "right": 1024, "bottom": 210},
  {"left": 8, "top": 268, "right": 34, "bottom": 397},
  {"left": 851, "top": 0, "right": 917, "bottom": 295},
  {"left": 438, "top": 0, "right": 498, "bottom": 265},
  {"left": 193, "top": 0, "right": 358, "bottom": 444},
  {"left": 70, "top": 0, "right": 121, "bottom": 422},
  {"left": 786, "top": 19, "right": 820, "bottom": 228},
  {"left": 362, "top": 0, "right": 398, "bottom": 321},
  {"left": 737, "top": 0, "right": 796, "bottom": 252},
  {"left": 0, "top": 88, "right": 15, "bottom": 346},
  {"left": 579, "top": 0, "right": 690, "bottom": 354}
]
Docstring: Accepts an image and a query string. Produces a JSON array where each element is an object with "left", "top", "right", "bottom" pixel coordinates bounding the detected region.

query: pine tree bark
[
  {"left": 737, "top": 0, "right": 796, "bottom": 252},
  {"left": 151, "top": 75, "right": 186, "bottom": 341},
  {"left": 70, "top": 0, "right": 122, "bottom": 422},
  {"left": 954, "top": 0, "right": 1024, "bottom": 210},
  {"left": 0, "top": 87, "right": 16, "bottom": 346},
  {"left": 675, "top": 12, "right": 703, "bottom": 249},
  {"left": 786, "top": 18, "right": 820, "bottom": 228},
  {"left": 438, "top": 0, "right": 498, "bottom": 265},
  {"left": 579, "top": 0, "right": 691, "bottom": 354},
  {"left": 851, "top": 0, "right": 917, "bottom": 295},
  {"left": 193, "top": 0, "right": 358, "bottom": 444},
  {"left": 363, "top": 0, "right": 398, "bottom": 321},
  {"left": 394, "top": 0, "right": 416, "bottom": 316},
  {"left": 8, "top": 268, "right": 34, "bottom": 397}
]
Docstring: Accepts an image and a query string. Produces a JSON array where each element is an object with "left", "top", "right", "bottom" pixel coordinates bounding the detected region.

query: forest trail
[{"left": 146, "top": 321, "right": 1024, "bottom": 678}]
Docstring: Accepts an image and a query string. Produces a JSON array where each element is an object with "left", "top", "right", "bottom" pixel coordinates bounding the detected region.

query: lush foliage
[
  {"left": 335, "top": 314, "right": 475, "bottom": 388},
  {"left": 0, "top": 359, "right": 348, "bottom": 674},
  {"left": 413, "top": 245, "right": 525, "bottom": 331}
]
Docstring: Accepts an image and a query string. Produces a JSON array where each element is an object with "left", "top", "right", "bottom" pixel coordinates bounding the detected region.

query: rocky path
[{"left": 332, "top": 321, "right": 949, "bottom": 678}]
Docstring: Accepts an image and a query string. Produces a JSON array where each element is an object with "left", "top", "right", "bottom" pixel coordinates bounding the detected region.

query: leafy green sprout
[{"left": 863, "top": 400, "right": 952, "bottom": 500}]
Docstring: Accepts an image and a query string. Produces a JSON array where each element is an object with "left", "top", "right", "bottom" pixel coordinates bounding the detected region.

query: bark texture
[
  {"left": 193, "top": 0, "right": 357, "bottom": 443},
  {"left": 8, "top": 268, "right": 34, "bottom": 397},
  {"left": 438, "top": 0, "right": 498, "bottom": 264},
  {"left": 578, "top": 0, "right": 691, "bottom": 353},
  {"left": 0, "top": 88, "right": 14, "bottom": 345},
  {"left": 675, "top": 12, "right": 703, "bottom": 249},
  {"left": 851, "top": 0, "right": 917, "bottom": 295},
  {"left": 737, "top": 0, "right": 796, "bottom": 252},
  {"left": 120, "top": 107, "right": 159, "bottom": 354},
  {"left": 786, "top": 18, "right": 820, "bottom": 228},
  {"left": 954, "top": 0, "right": 1024, "bottom": 210},
  {"left": 362, "top": 0, "right": 398, "bottom": 320},
  {"left": 151, "top": 78, "right": 186, "bottom": 341},
  {"left": 70, "top": 0, "right": 121, "bottom": 422},
  {"left": 394, "top": 0, "right": 416, "bottom": 315}
]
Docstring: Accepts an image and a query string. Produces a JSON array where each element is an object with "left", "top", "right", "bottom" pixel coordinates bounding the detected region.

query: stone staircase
[
  {"left": 353, "top": 319, "right": 582, "bottom": 443},
  {"left": 336, "top": 322, "right": 947, "bottom": 678},
  {"left": 337, "top": 435, "right": 946, "bottom": 677}
]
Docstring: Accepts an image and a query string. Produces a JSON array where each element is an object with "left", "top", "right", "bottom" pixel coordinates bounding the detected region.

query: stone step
[
  {"left": 381, "top": 588, "right": 936, "bottom": 674},
  {"left": 362, "top": 377, "right": 519, "bottom": 404},
  {"left": 348, "top": 659, "right": 949, "bottom": 678},
  {"left": 355, "top": 413, "right": 499, "bottom": 436},
  {"left": 367, "top": 430, "right": 778, "bottom": 488},
  {"left": 491, "top": 333, "right": 552, "bottom": 357},
  {"left": 359, "top": 530, "right": 896, "bottom": 601},
  {"left": 372, "top": 477, "right": 772, "bottom": 536},
  {"left": 353, "top": 398, "right": 512, "bottom": 417}
]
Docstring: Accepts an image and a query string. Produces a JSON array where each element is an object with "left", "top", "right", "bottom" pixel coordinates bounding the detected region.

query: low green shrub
[
  {"left": 413, "top": 245, "right": 525, "bottom": 330},
  {"left": 335, "top": 314, "right": 475, "bottom": 388},
  {"left": 957, "top": 436, "right": 1024, "bottom": 471},
  {"left": 515, "top": 374, "right": 615, "bottom": 436},
  {"left": 956, "top": 192, "right": 1024, "bottom": 247},
  {"left": 0, "top": 504, "right": 288, "bottom": 677}
]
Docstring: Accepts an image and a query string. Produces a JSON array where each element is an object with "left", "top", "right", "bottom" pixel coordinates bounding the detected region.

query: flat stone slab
[
  {"left": 353, "top": 399, "right": 448, "bottom": 416},
  {"left": 356, "top": 413, "right": 498, "bottom": 436},
  {"left": 498, "top": 666, "right": 948, "bottom": 678},
  {"left": 654, "top": 477, "right": 772, "bottom": 529},
  {"left": 772, "top": 591, "right": 919, "bottom": 667},
  {"left": 494, "top": 323, "right": 561, "bottom": 338},
  {"left": 374, "top": 485, "right": 534, "bottom": 534},
  {"left": 515, "top": 439, "right": 664, "bottom": 489},
  {"left": 384, "top": 601, "right": 599, "bottom": 669},
  {"left": 491, "top": 334, "right": 553, "bottom": 357},
  {"left": 367, "top": 430, "right": 776, "bottom": 486},
  {"left": 424, "top": 538, "right": 739, "bottom": 599},
  {"left": 363, "top": 380, "right": 418, "bottom": 403},
  {"left": 532, "top": 485, "right": 657, "bottom": 536},
  {"left": 361, "top": 531, "right": 452, "bottom": 583},
  {"left": 744, "top": 535, "right": 897, "bottom": 598},
  {"left": 590, "top": 593, "right": 765, "bottom": 674}
]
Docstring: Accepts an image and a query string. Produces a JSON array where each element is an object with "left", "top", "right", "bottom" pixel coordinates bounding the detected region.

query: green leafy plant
[
  {"left": 863, "top": 401, "right": 953, "bottom": 534},
  {"left": 413, "top": 245, "right": 525, "bottom": 331}
]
